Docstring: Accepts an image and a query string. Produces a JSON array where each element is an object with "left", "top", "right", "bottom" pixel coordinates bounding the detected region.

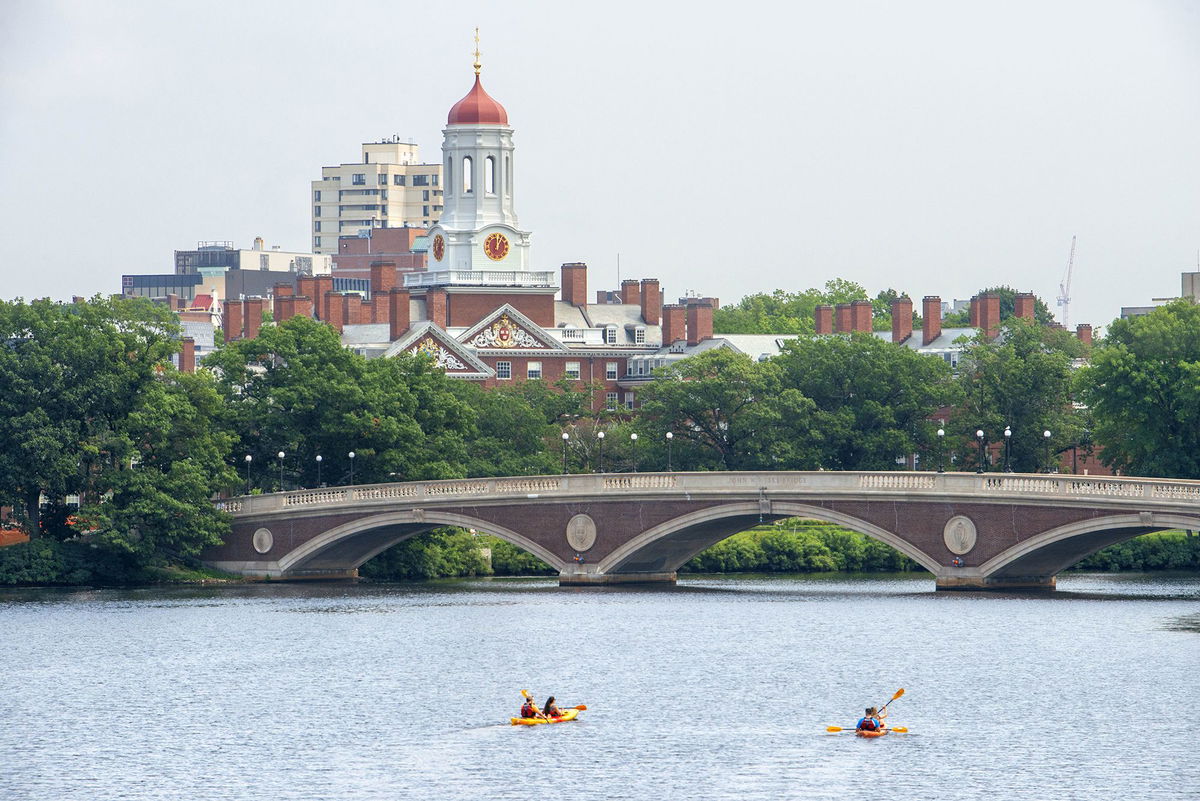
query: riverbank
[{"left": 4, "top": 522, "right": 1199, "bottom": 587}]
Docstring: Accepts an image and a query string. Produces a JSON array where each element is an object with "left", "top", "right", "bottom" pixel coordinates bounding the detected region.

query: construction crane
[{"left": 1057, "top": 236, "right": 1076, "bottom": 328}]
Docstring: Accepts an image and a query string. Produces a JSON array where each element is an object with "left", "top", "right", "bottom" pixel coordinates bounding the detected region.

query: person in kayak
[
  {"left": 856, "top": 707, "right": 883, "bottom": 732},
  {"left": 520, "top": 697, "right": 546, "bottom": 720},
  {"left": 543, "top": 696, "right": 562, "bottom": 719}
]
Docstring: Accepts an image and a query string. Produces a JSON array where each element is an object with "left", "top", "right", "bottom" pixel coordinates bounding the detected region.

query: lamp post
[
  {"left": 1003, "top": 426, "right": 1012, "bottom": 473},
  {"left": 936, "top": 428, "right": 945, "bottom": 473},
  {"left": 244, "top": 454, "right": 252, "bottom": 494},
  {"left": 630, "top": 432, "right": 639, "bottom": 472},
  {"left": 596, "top": 430, "right": 605, "bottom": 473},
  {"left": 561, "top": 432, "right": 570, "bottom": 475},
  {"left": 975, "top": 430, "right": 985, "bottom": 473},
  {"left": 348, "top": 451, "right": 356, "bottom": 485},
  {"left": 277, "top": 451, "right": 285, "bottom": 491},
  {"left": 1042, "top": 430, "right": 1052, "bottom": 473},
  {"left": 315, "top": 454, "right": 323, "bottom": 487},
  {"left": 666, "top": 431, "right": 674, "bottom": 471}
]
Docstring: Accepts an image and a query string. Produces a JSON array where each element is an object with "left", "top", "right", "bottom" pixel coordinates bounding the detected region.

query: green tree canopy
[
  {"left": 712, "top": 279, "right": 869, "bottom": 335},
  {"left": 1077, "top": 300, "right": 1200, "bottom": 477},
  {"left": 942, "top": 286, "right": 1056, "bottom": 326}
]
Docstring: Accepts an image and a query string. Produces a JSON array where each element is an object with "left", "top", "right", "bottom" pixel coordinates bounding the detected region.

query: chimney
[
  {"left": 370, "top": 261, "right": 398, "bottom": 297},
  {"left": 835, "top": 303, "right": 853, "bottom": 333},
  {"left": 662, "top": 304, "right": 686, "bottom": 345},
  {"left": 891, "top": 296, "right": 913, "bottom": 344},
  {"left": 343, "top": 293, "right": 364, "bottom": 326},
  {"left": 596, "top": 290, "right": 610, "bottom": 305},
  {"left": 166, "top": 293, "right": 179, "bottom": 311},
  {"left": 293, "top": 295, "right": 314, "bottom": 320},
  {"left": 315, "top": 276, "right": 334, "bottom": 321},
  {"left": 620, "top": 279, "right": 640, "bottom": 305},
  {"left": 814, "top": 305, "right": 834, "bottom": 335},
  {"left": 560, "top": 262, "right": 588, "bottom": 306},
  {"left": 179, "top": 338, "right": 195, "bottom": 373},
  {"left": 969, "top": 296, "right": 979, "bottom": 328},
  {"left": 1076, "top": 323, "right": 1093, "bottom": 345},
  {"left": 244, "top": 297, "right": 264, "bottom": 340},
  {"left": 922, "top": 296, "right": 942, "bottom": 346},
  {"left": 980, "top": 292, "right": 1001, "bottom": 339},
  {"left": 222, "top": 300, "right": 243, "bottom": 342},
  {"left": 426, "top": 287, "right": 448, "bottom": 328},
  {"left": 851, "top": 300, "right": 873, "bottom": 333},
  {"left": 389, "top": 288, "right": 411, "bottom": 340},
  {"left": 1014, "top": 292, "right": 1035, "bottom": 322},
  {"left": 296, "top": 276, "right": 316, "bottom": 308},
  {"left": 274, "top": 282, "right": 294, "bottom": 297},
  {"left": 325, "top": 292, "right": 345, "bottom": 332},
  {"left": 639, "top": 278, "right": 662, "bottom": 326},
  {"left": 274, "top": 295, "right": 294, "bottom": 323},
  {"left": 686, "top": 302, "right": 713, "bottom": 345}
]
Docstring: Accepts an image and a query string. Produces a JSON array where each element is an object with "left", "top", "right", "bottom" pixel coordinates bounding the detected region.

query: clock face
[
  {"left": 432, "top": 234, "right": 445, "bottom": 262},
  {"left": 484, "top": 232, "right": 510, "bottom": 262}
]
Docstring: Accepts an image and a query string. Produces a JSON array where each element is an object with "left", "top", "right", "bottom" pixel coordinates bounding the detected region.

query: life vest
[
  {"left": 857, "top": 717, "right": 879, "bottom": 731},
  {"left": 521, "top": 703, "right": 536, "bottom": 718}
]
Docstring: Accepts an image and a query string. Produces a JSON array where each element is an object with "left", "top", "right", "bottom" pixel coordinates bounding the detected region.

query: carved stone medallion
[
  {"left": 943, "top": 515, "right": 977, "bottom": 556},
  {"left": 565, "top": 513, "right": 597, "bottom": 552},
  {"left": 252, "top": 527, "right": 274, "bottom": 554}
]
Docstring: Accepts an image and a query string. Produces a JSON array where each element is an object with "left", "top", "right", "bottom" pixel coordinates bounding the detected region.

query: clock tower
[{"left": 425, "top": 34, "right": 533, "bottom": 275}]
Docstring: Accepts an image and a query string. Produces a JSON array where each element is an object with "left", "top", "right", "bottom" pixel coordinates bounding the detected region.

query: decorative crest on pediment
[
  {"left": 471, "top": 314, "right": 543, "bottom": 350},
  {"left": 412, "top": 337, "right": 469, "bottom": 370}
]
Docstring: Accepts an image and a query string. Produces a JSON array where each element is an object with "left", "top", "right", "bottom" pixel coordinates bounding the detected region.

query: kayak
[
  {"left": 856, "top": 728, "right": 889, "bottom": 738},
  {"left": 510, "top": 708, "right": 580, "bottom": 726}
]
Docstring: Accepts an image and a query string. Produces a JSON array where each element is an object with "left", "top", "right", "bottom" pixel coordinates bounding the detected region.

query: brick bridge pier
[{"left": 201, "top": 471, "right": 1200, "bottom": 591}]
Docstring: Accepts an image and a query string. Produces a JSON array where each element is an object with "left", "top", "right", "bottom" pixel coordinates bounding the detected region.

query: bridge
[{"left": 200, "top": 471, "right": 1200, "bottom": 590}]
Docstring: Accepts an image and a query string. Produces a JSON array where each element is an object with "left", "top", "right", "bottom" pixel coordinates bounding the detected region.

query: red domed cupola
[{"left": 447, "top": 74, "right": 508, "bottom": 126}]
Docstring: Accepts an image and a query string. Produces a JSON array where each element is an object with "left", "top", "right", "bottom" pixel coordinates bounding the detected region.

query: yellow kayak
[{"left": 510, "top": 708, "right": 580, "bottom": 726}]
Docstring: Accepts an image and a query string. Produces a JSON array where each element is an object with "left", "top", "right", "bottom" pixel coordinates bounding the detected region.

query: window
[
  {"left": 314, "top": 206, "right": 321, "bottom": 218},
  {"left": 635, "top": 327, "right": 646, "bottom": 344},
  {"left": 462, "top": 156, "right": 473, "bottom": 193},
  {"left": 496, "top": 361, "right": 512, "bottom": 380},
  {"left": 313, "top": 190, "right": 321, "bottom": 201},
  {"left": 393, "top": 174, "right": 405, "bottom": 186},
  {"left": 314, "top": 222, "right": 321, "bottom": 232},
  {"left": 605, "top": 392, "right": 618, "bottom": 410},
  {"left": 527, "top": 361, "right": 542, "bottom": 380},
  {"left": 624, "top": 392, "right": 635, "bottom": 410},
  {"left": 314, "top": 236, "right": 321, "bottom": 248},
  {"left": 604, "top": 326, "right": 617, "bottom": 344},
  {"left": 485, "top": 156, "right": 495, "bottom": 194},
  {"left": 378, "top": 174, "right": 388, "bottom": 185},
  {"left": 505, "top": 156, "right": 511, "bottom": 195},
  {"left": 432, "top": 173, "right": 439, "bottom": 186},
  {"left": 422, "top": 190, "right": 429, "bottom": 201},
  {"left": 565, "top": 361, "right": 580, "bottom": 380},
  {"left": 605, "top": 362, "right": 618, "bottom": 380},
  {"left": 352, "top": 173, "right": 366, "bottom": 185},
  {"left": 259, "top": 254, "right": 270, "bottom": 270},
  {"left": 413, "top": 174, "right": 430, "bottom": 186},
  {"left": 422, "top": 205, "right": 429, "bottom": 216}
]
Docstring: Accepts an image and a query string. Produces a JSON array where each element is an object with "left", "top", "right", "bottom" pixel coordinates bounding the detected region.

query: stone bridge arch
[
  {"left": 597, "top": 501, "right": 943, "bottom": 577},
  {"left": 279, "top": 510, "right": 570, "bottom": 576}
]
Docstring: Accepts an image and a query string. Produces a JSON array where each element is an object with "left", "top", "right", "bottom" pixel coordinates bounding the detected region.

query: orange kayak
[
  {"left": 856, "top": 728, "right": 888, "bottom": 738},
  {"left": 510, "top": 708, "right": 580, "bottom": 726}
]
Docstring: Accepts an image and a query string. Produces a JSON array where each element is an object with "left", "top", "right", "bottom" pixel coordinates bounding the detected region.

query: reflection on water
[{"left": 1, "top": 572, "right": 1198, "bottom": 800}]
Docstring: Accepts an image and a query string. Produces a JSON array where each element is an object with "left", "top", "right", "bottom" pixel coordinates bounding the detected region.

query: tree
[
  {"left": 942, "top": 286, "right": 1056, "bottom": 327},
  {"left": 774, "top": 333, "right": 960, "bottom": 470},
  {"left": 950, "top": 318, "right": 1082, "bottom": 472},
  {"left": 0, "top": 297, "right": 181, "bottom": 536},
  {"left": 712, "top": 280, "right": 869, "bottom": 335},
  {"left": 1077, "top": 300, "right": 1200, "bottom": 477},
  {"left": 634, "top": 348, "right": 816, "bottom": 470}
]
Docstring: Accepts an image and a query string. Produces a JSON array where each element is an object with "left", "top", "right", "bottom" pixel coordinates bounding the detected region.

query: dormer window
[
  {"left": 604, "top": 326, "right": 617, "bottom": 345},
  {"left": 634, "top": 327, "right": 646, "bottom": 344}
]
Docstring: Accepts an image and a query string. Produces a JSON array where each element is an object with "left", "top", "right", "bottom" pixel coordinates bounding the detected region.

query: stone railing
[{"left": 222, "top": 471, "right": 1200, "bottom": 517}]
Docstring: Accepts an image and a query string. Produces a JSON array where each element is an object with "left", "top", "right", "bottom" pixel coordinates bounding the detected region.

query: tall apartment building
[{"left": 311, "top": 138, "right": 443, "bottom": 254}]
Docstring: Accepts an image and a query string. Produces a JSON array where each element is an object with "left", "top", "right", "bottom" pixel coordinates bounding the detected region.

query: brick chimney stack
[
  {"left": 686, "top": 302, "right": 713, "bottom": 345},
  {"left": 292, "top": 296, "right": 314, "bottom": 320},
  {"left": 922, "top": 296, "right": 942, "bottom": 346},
  {"left": 560, "top": 263, "right": 588, "bottom": 306},
  {"left": 969, "top": 296, "right": 980, "bottom": 328},
  {"left": 325, "top": 292, "right": 345, "bottom": 332},
  {"left": 891, "top": 296, "right": 913, "bottom": 344},
  {"left": 274, "top": 282, "right": 294, "bottom": 297},
  {"left": 979, "top": 292, "right": 1001, "bottom": 339},
  {"left": 662, "top": 304, "right": 686, "bottom": 345},
  {"left": 620, "top": 279, "right": 640, "bottom": 305},
  {"left": 179, "top": 338, "right": 195, "bottom": 373},
  {"left": 814, "top": 305, "right": 834, "bottom": 335},
  {"left": 1014, "top": 292, "right": 1036, "bottom": 322},
  {"left": 222, "top": 300, "right": 243, "bottom": 342},
  {"left": 1076, "top": 323, "right": 1093, "bottom": 345},
  {"left": 370, "top": 261, "right": 398, "bottom": 297},
  {"left": 389, "top": 288, "right": 411, "bottom": 341},
  {"left": 426, "top": 287, "right": 448, "bottom": 328},
  {"left": 640, "top": 278, "right": 662, "bottom": 326},
  {"left": 244, "top": 297, "right": 264, "bottom": 340},
  {"left": 851, "top": 300, "right": 873, "bottom": 333},
  {"left": 834, "top": 303, "right": 852, "bottom": 333}
]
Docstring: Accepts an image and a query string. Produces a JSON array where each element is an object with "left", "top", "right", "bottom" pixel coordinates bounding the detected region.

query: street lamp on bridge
[
  {"left": 1003, "top": 426, "right": 1013, "bottom": 473},
  {"left": 1043, "top": 430, "right": 1052, "bottom": 473},
  {"left": 277, "top": 451, "right": 285, "bottom": 491},
  {"left": 666, "top": 431, "right": 674, "bottom": 472},
  {"left": 975, "top": 430, "right": 985, "bottom": 473},
  {"left": 316, "top": 454, "right": 323, "bottom": 487},
  {"left": 561, "top": 432, "right": 570, "bottom": 475},
  {"left": 596, "top": 430, "right": 605, "bottom": 473},
  {"left": 348, "top": 451, "right": 356, "bottom": 485},
  {"left": 630, "top": 432, "right": 639, "bottom": 472},
  {"left": 244, "top": 454, "right": 252, "bottom": 494},
  {"left": 936, "top": 428, "right": 945, "bottom": 473}
]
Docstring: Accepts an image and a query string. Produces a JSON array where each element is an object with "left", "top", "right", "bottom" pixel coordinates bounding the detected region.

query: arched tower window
[
  {"left": 485, "top": 156, "right": 495, "bottom": 195},
  {"left": 445, "top": 158, "right": 452, "bottom": 192},
  {"left": 462, "top": 156, "right": 473, "bottom": 194},
  {"left": 505, "top": 156, "right": 512, "bottom": 196}
]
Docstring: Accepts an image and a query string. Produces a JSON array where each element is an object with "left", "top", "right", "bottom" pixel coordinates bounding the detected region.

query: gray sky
[{"left": 2, "top": 0, "right": 1197, "bottom": 329}]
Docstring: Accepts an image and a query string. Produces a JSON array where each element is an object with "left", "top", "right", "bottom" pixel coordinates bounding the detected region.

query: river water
[{"left": 2, "top": 573, "right": 1198, "bottom": 801}]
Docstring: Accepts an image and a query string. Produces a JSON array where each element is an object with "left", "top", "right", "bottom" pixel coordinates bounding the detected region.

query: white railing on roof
[{"left": 403, "top": 270, "right": 556, "bottom": 288}]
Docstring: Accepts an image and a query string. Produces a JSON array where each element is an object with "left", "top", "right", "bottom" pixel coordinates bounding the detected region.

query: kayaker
[
  {"left": 520, "top": 696, "right": 548, "bottom": 721},
  {"left": 543, "top": 696, "right": 561, "bottom": 719},
  {"left": 856, "top": 707, "right": 882, "bottom": 732}
]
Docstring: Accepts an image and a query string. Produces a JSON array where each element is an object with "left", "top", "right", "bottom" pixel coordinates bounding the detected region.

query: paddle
[{"left": 825, "top": 725, "right": 907, "bottom": 733}]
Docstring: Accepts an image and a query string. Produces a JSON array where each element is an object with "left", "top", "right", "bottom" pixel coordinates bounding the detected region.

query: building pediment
[
  {"left": 382, "top": 322, "right": 492, "bottom": 378},
  {"left": 457, "top": 304, "right": 566, "bottom": 352}
]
